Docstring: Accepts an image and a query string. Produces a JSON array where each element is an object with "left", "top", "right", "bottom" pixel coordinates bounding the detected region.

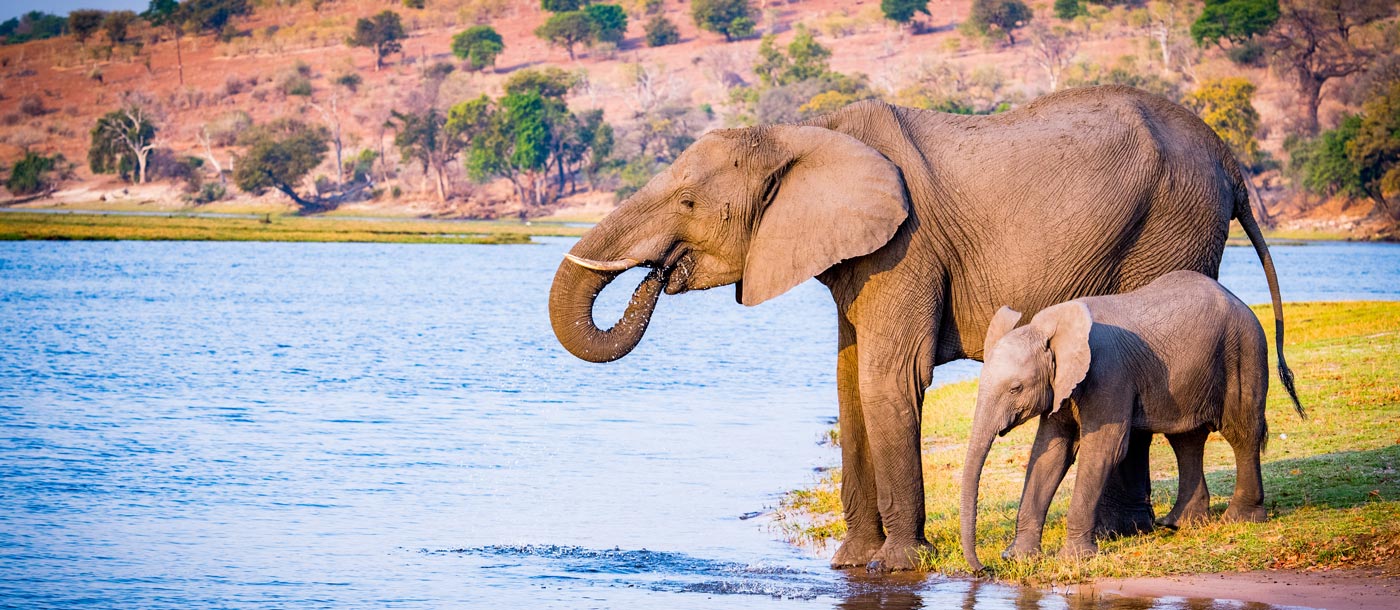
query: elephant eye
[
  {"left": 1009, "top": 384, "right": 1023, "bottom": 395},
  {"left": 680, "top": 198, "right": 695, "bottom": 209}
]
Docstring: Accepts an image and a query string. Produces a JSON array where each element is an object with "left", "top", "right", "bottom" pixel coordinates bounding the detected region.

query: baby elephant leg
[
  {"left": 1222, "top": 424, "right": 1267, "bottom": 523},
  {"left": 1159, "top": 427, "right": 1211, "bottom": 529}
]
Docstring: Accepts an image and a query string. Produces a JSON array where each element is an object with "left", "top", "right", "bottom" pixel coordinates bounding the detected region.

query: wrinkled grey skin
[
  {"left": 960, "top": 271, "right": 1305, "bottom": 571},
  {"left": 548, "top": 86, "right": 1296, "bottom": 572}
]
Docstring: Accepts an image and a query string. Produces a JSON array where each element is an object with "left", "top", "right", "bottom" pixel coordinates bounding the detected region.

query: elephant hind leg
[
  {"left": 1221, "top": 419, "right": 1267, "bottom": 523},
  {"left": 1092, "top": 429, "right": 1157, "bottom": 540},
  {"left": 1158, "top": 427, "right": 1211, "bottom": 529}
]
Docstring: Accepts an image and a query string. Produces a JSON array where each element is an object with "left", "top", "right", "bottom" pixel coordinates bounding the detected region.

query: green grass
[
  {"left": 776, "top": 301, "right": 1400, "bottom": 584},
  {"left": 0, "top": 212, "right": 591, "bottom": 243}
]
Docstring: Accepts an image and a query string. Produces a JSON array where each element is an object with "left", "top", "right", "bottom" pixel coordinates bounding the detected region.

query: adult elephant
[{"left": 548, "top": 86, "right": 1294, "bottom": 572}]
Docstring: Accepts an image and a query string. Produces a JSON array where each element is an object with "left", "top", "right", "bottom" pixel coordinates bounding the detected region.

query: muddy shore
[{"left": 1076, "top": 568, "right": 1400, "bottom": 610}]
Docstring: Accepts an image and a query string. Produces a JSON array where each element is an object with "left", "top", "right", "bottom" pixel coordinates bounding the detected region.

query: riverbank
[
  {"left": 0, "top": 211, "right": 589, "bottom": 243},
  {"left": 1078, "top": 567, "right": 1400, "bottom": 610},
  {"left": 777, "top": 301, "right": 1400, "bottom": 588}
]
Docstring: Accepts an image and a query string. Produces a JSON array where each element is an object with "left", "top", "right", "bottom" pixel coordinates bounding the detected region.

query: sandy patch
[{"left": 1076, "top": 569, "right": 1400, "bottom": 610}]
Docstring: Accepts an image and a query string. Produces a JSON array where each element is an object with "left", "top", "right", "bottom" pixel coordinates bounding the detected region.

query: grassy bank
[
  {"left": 776, "top": 301, "right": 1400, "bottom": 584},
  {"left": 0, "top": 211, "right": 591, "bottom": 243}
]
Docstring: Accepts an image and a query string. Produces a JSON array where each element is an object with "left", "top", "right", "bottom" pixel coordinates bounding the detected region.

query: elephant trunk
[
  {"left": 961, "top": 414, "right": 999, "bottom": 573},
  {"left": 549, "top": 222, "right": 667, "bottom": 363}
]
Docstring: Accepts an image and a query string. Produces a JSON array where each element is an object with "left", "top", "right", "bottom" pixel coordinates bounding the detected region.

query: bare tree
[
  {"left": 309, "top": 95, "right": 345, "bottom": 188},
  {"left": 197, "top": 126, "right": 225, "bottom": 183},
  {"left": 1028, "top": 24, "right": 1080, "bottom": 91},
  {"left": 1267, "top": 0, "right": 1396, "bottom": 134}
]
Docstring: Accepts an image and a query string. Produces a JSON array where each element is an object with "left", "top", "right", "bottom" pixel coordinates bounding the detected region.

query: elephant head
[
  {"left": 960, "top": 303, "right": 1092, "bottom": 571},
  {"left": 549, "top": 125, "right": 910, "bottom": 363}
]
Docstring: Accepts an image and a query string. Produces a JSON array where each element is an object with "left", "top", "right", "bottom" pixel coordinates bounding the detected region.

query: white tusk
[{"left": 563, "top": 253, "right": 641, "bottom": 272}]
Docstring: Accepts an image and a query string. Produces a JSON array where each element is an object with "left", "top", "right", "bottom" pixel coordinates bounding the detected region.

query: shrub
[
  {"left": 1053, "top": 0, "right": 1080, "bottom": 20},
  {"left": 1184, "top": 77, "right": 1261, "bottom": 166},
  {"left": 451, "top": 25, "right": 505, "bottom": 71},
  {"left": 644, "top": 15, "right": 680, "bottom": 47},
  {"left": 968, "top": 0, "right": 1033, "bottom": 45},
  {"left": 403, "top": 0, "right": 425, "bottom": 8},
  {"left": 692, "top": 0, "right": 754, "bottom": 42},
  {"left": 881, "top": 0, "right": 930, "bottom": 25},
  {"left": 19, "top": 94, "right": 46, "bottom": 117},
  {"left": 1225, "top": 39, "right": 1266, "bottom": 66},
  {"left": 333, "top": 72, "right": 363, "bottom": 91},
  {"left": 206, "top": 111, "right": 253, "bottom": 146},
  {"left": 585, "top": 4, "right": 629, "bottom": 44},
  {"left": 189, "top": 181, "right": 227, "bottom": 204},
  {"left": 5, "top": 151, "right": 61, "bottom": 195}
]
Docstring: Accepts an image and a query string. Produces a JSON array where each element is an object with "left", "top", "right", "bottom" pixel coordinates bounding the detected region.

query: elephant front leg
[
  {"left": 858, "top": 348, "right": 935, "bottom": 572},
  {"left": 1063, "top": 421, "right": 1132, "bottom": 559},
  {"left": 830, "top": 317, "right": 885, "bottom": 568},
  {"left": 1006, "top": 414, "right": 1077, "bottom": 560},
  {"left": 1093, "top": 429, "right": 1156, "bottom": 539}
]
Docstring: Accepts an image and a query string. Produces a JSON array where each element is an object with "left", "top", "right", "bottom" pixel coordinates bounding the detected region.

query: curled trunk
[
  {"left": 549, "top": 255, "right": 664, "bottom": 364},
  {"left": 961, "top": 428, "right": 996, "bottom": 572}
]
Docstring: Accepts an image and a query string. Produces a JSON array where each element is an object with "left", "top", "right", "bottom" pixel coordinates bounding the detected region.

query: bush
[
  {"left": 1184, "top": 77, "right": 1262, "bottom": 166},
  {"left": 403, "top": 0, "right": 425, "bottom": 8},
  {"left": 968, "top": 0, "right": 1033, "bottom": 45},
  {"left": 586, "top": 4, "right": 629, "bottom": 44},
  {"left": 333, "top": 72, "right": 363, "bottom": 91},
  {"left": 1053, "top": 0, "right": 1080, "bottom": 20},
  {"left": 19, "top": 94, "right": 46, "bottom": 117},
  {"left": 645, "top": 15, "right": 680, "bottom": 47},
  {"left": 206, "top": 110, "right": 253, "bottom": 146},
  {"left": 881, "top": 0, "right": 930, "bottom": 25},
  {"left": 1286, "top": 116, "right": 1363, "bottom": 198},
  {"left": 1225, "top": 39, "right": 1266, "bottom": 66},
  {"left": 189, "top": 181, "right": 227, "bottom": 204},
  {"left": 281, "top": 74, "right": 313, "bottom": 97},
  {"left": 5, "top": 151, "right": 61, "bottom": 195},
  {"left": 692, "top": 0, "right": 753, "bottom": 42}
]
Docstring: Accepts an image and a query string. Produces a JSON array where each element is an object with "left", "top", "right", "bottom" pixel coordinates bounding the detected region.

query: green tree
[
  {"left": 233, "top": 119, "right": 330, "bottom": 209},
  {"left": 881, "top": 0, "right": 929, "bottom": 25},
  {"left": 391, "top": 109, "right": 462, "bottom": 203},
  {"left": 180, "top": 0, "right": 251, "bottom": 36},
  {"left": 1191, "top": 0, "right": 1279, "bottom": 46},
  {"left": 1287, "top": 115, "right": 1363, "bottom": 198},
  {"left": 541, "top": 0, "right": 584, "bottom": 12},
  {"left": 1183, "top": 77, "right": 1262, "bottom": 165},
  {"left": 143, "top": 0, "right": 186, "bottom": 85},
  {"left": 585, "top": 4, "right": 628, "bottom": 44},
  {"left": 102, "top": 11, "right": 138, "bottom": 45},
  {"left": 5, "top": 151, "right": 62, "bottom": 195},
  {"left": 692, "top": 0, "right": 753, "bottom": 42},
  {"left": 1350, "top": 82, "right": 1400, "bottom": 218},
  {"left": 1, "top": 12, "right": 68, "bottom": 45},
  {"left": 89, "top": 103, "right": 159, "bottom": 184},
  {"left": 68, "top": 9, "right": 105, "bottom": 44},
  {"left": 451, "top": 25, "right": 505, "bottom": 71},
  {"left": 504, "top": 66, "right": 582, "bottom": 99},
  {"left": 535, "top": 11, "right": 595, "bottom": 60},
  {"left": 644, "top": 15, "right": 680, "bottom": 47},
  {"left": 350, "top": 10, "right": 406, "bottom": 71},
  {"left": 1053, "top": 0, "right": 1080, "bottom": 20},
  {"left": 753, "top": 25, "right": 831, "bottom": 87},
  {"left": 969, "top": 0, "right": 1033, "bottom": 45}
]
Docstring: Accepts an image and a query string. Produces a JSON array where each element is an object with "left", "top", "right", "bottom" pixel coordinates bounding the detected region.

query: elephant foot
[
  {"left": 831, "top": 533, "right": 885, "bottom": 569},
  {"left": 1093, "top": 496, "right": 1156, "bottom": 540},
  {"left": 1157, "top": 503, "right": 1210, "bottom": 530},
  {"left": 1058, "top": 538, "right": 1098, "bottom": 560},
  {"left": 1222, "top": 504, "right": 1266, "bottom": 523},
  {"left": 865, "top": 539, "right": 932, "bottom": 573},
  {"left": 1000, "top": 541, "right": 1042, "bottom": 562}
]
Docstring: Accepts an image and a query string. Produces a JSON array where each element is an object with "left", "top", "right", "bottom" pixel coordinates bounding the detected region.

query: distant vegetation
[{"left": 0, "top": 0, "right": 1396, "bottom": 231}]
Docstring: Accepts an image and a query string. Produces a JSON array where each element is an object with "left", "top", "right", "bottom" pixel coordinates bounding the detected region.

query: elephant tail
[{"left": 1236, "top": 186, "right": 1306, "bottom": 420}]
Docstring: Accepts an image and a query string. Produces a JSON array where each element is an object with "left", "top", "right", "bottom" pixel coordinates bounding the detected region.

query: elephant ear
[
  {"left": 740, "top": 126, "right": 909, "bottom": 306},
  {"left": 1030, "top": 301, "right": 1093, "bottom": 414},
  {"left": 982, "top": 306, "right": 1023, "bottom": 360}
]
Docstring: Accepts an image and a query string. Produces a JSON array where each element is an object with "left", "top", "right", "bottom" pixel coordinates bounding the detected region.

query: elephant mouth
[{"left": 663, "top": 249, "right": 695, "bottom": 295}]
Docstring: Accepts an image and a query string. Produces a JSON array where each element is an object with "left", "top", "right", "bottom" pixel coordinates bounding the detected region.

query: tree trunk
[
  {"left": 434, "top": 163, "right": 448, "bottom": 203},
  {"left": 136, "top": 149, "right": 149, "bottom": 184},
  {"left": 1297, "top": 70, "right": 1323, "bottom": 135},
  {"left": 174, "top": 30, "right": 184, "bottom": 86},
  {"left": 275, "top": 182, "right": 314, "bottom": 211}
]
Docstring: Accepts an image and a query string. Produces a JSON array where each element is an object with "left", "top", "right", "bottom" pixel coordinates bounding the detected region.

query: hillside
[{"left": 0, "top": 0, "right": 1396, "bottom": 236}]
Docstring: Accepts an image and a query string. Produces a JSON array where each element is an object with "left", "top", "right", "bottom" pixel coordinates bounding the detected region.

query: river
[{"left": 2, "top": 238, "right": 1397, "bottom": 608}]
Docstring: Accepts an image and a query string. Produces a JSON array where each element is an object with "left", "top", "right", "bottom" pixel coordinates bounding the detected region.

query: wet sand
[{"left": 1076, "top": 568, "right": 1400, "bottom": 610}]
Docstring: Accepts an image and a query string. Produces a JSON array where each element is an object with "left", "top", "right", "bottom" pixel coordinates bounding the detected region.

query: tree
[
  {"left": 541, "top": 0, "right": 583, "bottom": 12},
  {"left": 1350, "top": 82, "right": 1400, "bottom": 218},
  {"left": 1266, "top": 0, "right": 1397, "bottom": 134},
  {"left": 6, "top": 151, "right": 61, "bottom": 195},
  {"left": 535, "top": 11, "right": 595, "bottom": 60},
  {"left": 1, "top": 12, "right": 68, "bottom": 45},
  {"left": 1183, "top": 77, "right": 1261, "bottom": 165},
  {"left": 1054, "top": 0, "right": 1080, "bottom": 20},
  {"left": 180, "top": 0, "right": 250, "bottom": 35},
  {"left": 452, "top": 25, "right": 504, "bottom": 71},
  {"left": 102, "top": 11, "right": 138, "bottom": 46},
  {"left": 391, "top": 109, "right": 463, "bottom": 203},
  {"left": 68, "top": 9, "right": 105, "bottom": 44},
  {"left": 504, "top": 66, "right": 582, "bottom": 99},
  {"left": 969, "top": 0, "right": 1033, "bottom": 45},
  {"left": 881, "top": 0, "right": 930, "bottom": 25},
  {"left": 585, "top": 4, "right": 628, "bottom": 44},
  {"left": 1191, "top": 0, "right": 1278, "bottom": 47},
  {"left": 350, "top": 10, "right": 406, "bottom": 71},
  {"left": 1029, "top": 23, "right": 1080, "bottom": 90},
  {"left": 464, "top": 92, "right": 553, "bottom": 212},
  {"left": 644, "top": 15, "right": 680, "bottom": 47},
  {"left": 89, "top": 102, "right": 159, "bottom": 184},
  {"left": 1287, "top": 115, "right": 1363, "bottom": 198},
  {"left": 233, "top": 119, "right": 330, "bottom": 210},
  {"left": 754, "top": 25, "right": 831, "bottom": 87},
  {"left": 692, "top": 0, "right": 753, "bottom": 42},
  {"left": 143, "top": 0, "right": 185, "bottom": 85}
]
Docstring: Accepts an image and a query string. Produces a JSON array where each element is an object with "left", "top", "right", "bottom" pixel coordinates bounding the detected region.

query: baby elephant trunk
[{"left": 961, "top": 426, "right": 997, "bottom": 572}]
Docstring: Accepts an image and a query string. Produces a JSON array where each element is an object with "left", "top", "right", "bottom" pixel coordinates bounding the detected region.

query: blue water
[{"left": 1, "top": 238, "right": 1396, "bottom": 608}]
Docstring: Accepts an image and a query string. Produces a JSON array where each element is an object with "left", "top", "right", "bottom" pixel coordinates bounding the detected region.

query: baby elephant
[{"left": 960, "top": 271, "right": 1303, "bottom": 571}]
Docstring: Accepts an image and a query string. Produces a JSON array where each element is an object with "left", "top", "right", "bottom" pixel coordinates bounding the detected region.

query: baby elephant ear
[
  {"left": 1031, "top": 301, "right": 1093, "bottom": 413},
  {"left": 740, "top": 125, "right": 908, "bottom": 306},
  {"left": 982, "top": 306, "right": 1023, "bottom": 359}
]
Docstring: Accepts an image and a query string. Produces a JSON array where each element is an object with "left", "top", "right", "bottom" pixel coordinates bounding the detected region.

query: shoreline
[{"left": 1074, "top": 568, "right": 1400, "bottom": 610}]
